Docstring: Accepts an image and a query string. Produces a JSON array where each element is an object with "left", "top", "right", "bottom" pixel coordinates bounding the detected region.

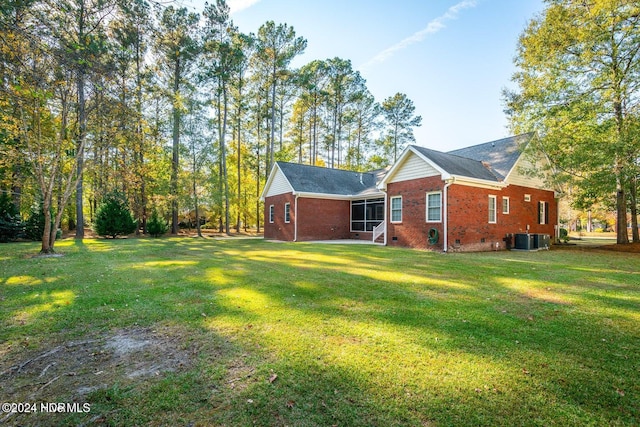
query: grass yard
[{"left": 1, "top": 238, "right": 639, "bottom": 426}]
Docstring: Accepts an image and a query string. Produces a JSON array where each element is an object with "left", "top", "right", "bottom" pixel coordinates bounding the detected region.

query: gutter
[
  {"left": 443, "top": 177, "right": 455, "bottom": 252},
  {"left": 384, "top": 191, "right": 388, "bottom": 246}
]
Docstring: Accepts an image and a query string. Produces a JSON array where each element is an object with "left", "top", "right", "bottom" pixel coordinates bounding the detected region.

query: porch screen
[{"left": 351, "top": 198, "right": 384, "bottom": 231}]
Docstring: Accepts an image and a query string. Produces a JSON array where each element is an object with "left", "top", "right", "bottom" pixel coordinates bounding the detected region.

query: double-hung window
[
  {"left": 426, "top": 192, "right": 442, "bottom": 222},
  {"left": 390, "top": 196, "right": 402, "bottom": 223},
  {"left": 538, "top": 201, "right": 548, "bottom": 225},
  {"left": 502, "top": 197, "right": 510, "bottom": 214},
  {"left": 284, "top": 203, "right": 291, "bottom": 223},
  {"left": 488, "top": 195, "right": 497, "bottom": 224},
  {"left": 269, "top": 205, "right": 275, "bottom": 223}
]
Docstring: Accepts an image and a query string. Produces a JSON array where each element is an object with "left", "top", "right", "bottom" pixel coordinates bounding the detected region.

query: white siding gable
[
  {"left": 264, "top": 167, "right": 294, "bottom": 197},
  {"left": 387, "top": 151, "right": 440, "bottom": 183},
  {"left": 506, "top": 152, "right": 551, "bottom": 190}
]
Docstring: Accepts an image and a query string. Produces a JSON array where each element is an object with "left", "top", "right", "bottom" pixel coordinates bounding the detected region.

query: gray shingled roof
[
  {"left": 447, "top": 133, "right": 532, "bottom": 180},
  {"left": 410, "top": 146, "right": 501, "bottom": 182},
  {"left": 274, "top": 134, "right": 531, "bottom": 196},
  {"left": 277, "top": 162, "right": 382, "bottom": 196}
]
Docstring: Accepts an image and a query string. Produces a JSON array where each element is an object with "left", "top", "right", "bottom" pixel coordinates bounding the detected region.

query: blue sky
[{"left": 186, "top": 0, "right": 544, "bottom": 152}]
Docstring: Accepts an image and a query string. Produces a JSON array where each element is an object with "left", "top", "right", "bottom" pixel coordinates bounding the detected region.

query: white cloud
[
  {"left": 359, "top": 0, "right": 477, "bottom": 71},
  {"left": 228, "top": 0, "right": 261, "bottom": 14}
]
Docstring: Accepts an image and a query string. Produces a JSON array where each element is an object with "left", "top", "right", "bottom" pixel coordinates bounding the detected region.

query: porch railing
[{"left": 372, "top": 221, "right": 385, "bottom": 244}]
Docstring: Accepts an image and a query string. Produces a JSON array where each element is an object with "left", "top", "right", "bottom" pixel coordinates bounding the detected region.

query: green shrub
[
  {"left": 146, "top": 208, "right": 168, "bottom": 237},
  {"left": 559, "top": 228, "right": 569, "bottom": 243},
  {"left": 94, "top": 192, "right": 137, "bottom": 238},
  {"left": 0, "top": 193, "right": 24, "bottom": 242}
]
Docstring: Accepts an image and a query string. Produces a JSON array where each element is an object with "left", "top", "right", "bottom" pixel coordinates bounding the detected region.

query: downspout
[
  {"left": 383, "top": 191, "right": 388, "bottom": 246},
  {"left": 294, "top": 194, "right": 299, "bottom": 242},
  {"left": 443, "top": 177, "right": 455, "bottom": 252}
]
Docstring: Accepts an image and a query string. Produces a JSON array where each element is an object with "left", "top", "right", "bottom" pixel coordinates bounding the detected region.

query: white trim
[
  {"left": 383, "top": 193, "right": 388, "bottom": 246},
  {"left": 448, "top": 176, "right": 506, "bottom": 190},
  {"left": 294, "top": 195, "right": 299, "bottom": 242},
  {"left": 426, "top": 191, "right": 442, "bottom": 223},
  {"left": 390, "top": 196, "right": 403, "bottom": 223},
  {"left": 488, "top": 195, "right": 497, "bottom": 224},
  {"left": 293, "top": 191, "right": 385, "bottom": 201}
]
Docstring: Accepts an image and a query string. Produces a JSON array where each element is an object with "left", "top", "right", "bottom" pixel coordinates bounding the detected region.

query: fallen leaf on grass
[
  {"left": 286, "top": 400, "right": 295, "bottom": 409},
  {"left": 522, "top": 368, "right": 530, "bottom": 375},
  {"left": 616, "top": 388, "right": 625, "bottom": 397},
  {"left": 268, "top": 373, "right": 278, "bottom": 384}
]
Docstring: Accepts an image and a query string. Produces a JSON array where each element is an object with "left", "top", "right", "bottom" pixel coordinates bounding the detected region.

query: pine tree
[
  {"left": 94, "top": 192, "right": 137, "bottom": 238},
  {"left": 146, "top": 208, "right": 168, "bottom": 237}
]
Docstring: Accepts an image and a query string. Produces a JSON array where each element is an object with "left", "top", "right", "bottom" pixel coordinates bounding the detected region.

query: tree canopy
[
  {"left": 0, "top": 0, "right": 423, "bottom": 251},
  {"left": 506, "top": 0, "right": 640, "bottom": 244}
]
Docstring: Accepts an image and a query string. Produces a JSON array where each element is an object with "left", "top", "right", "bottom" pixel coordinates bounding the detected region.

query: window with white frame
[
  {"left": 269, "top": 205, "right": 274, "bottom": 223},
  {"left": 538, "top": 201, "right": 548, "bottom": 225},
  {"left": 502, "top": 196, "right": 510, "bottom": 214},
  {"left": 426, "top": 192, "right": 442, "bottom": 222},
  {"left": 488, "top": 195, "right": 497, "bottom": 223},
  {"left": 390, "top": 196, "right": 402, "bottom": 223},
  {"left": 284, "top": 202, "right": 291, "bottom": 223}
]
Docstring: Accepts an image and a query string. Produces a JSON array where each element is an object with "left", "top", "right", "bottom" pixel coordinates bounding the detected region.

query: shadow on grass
[{"left": 0, "top": 238, "right": 638, "bottom": 425}]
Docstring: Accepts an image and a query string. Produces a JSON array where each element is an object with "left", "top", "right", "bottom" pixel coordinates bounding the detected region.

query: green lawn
[{"left": 1, "top": 238, "right": 638, "bottom": 426}]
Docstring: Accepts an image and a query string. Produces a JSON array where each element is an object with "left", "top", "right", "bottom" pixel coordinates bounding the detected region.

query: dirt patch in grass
[{"left": 0, "top": 326, "right": 193, "bottom": 425}]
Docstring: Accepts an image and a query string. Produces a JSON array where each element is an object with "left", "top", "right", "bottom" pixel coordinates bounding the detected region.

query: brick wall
[
  {"left": 447, "top": 184, "right": 556, "bottom": 251},
  {"left": 387, "top": 176, "right": 445, "bottom": 250},
  {"left": 297, "top": 198, "right": 350, "bottom": 241},
  {"left": 386, "top": 177, "right": 557, "bottom": 251},
  {"left": 263, "top": 193, "right": 296, "bottom": 241},
  {"left": 263, "top": 194, "right": 350, "bottom": 241}
]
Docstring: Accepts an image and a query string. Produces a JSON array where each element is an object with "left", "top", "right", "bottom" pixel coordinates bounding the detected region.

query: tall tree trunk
[
  {"left": 630, "top": 175, "right": 639, "bottom": 243},
  {"left": 171, "top": 58, "right": 181, "bottom": 234},
  {"left": 193, "top": 150, "right": 202, "bottom": 238},
  {"left": 269, "top": 65, "right": 276, "bottom": 174},
  {"left": 221, "top": 84, "right": 231, "bottom": 235},
  {"left": 256, "top": 117, "right": 261, "bottom": 234},
  {"left": 75, "top": 1, "right": 86, "bottom": 239},
  {"left": 235, "top": 76, "right": 243, "bottom": 233},
  {"left": 75, "top": 66, "right": 86, "bottom": 238}
]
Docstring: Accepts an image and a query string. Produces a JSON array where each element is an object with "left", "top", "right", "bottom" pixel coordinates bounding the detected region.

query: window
[
  {"left": 538, "top": 201, "right": 548, "bottom": 225},
  {"left": 426, "top": 192, "right": 442, "bottom": 222},
  {"left": 284, "top": 203, "right": 291, "bottom": 223},
  {"left": 269, "top": 205, "right": 274, "bottom": 223},
  {"left": 524, "top": 194, "right": 531, "bottom": 202},
  {"left": 351, "top": 198, "right": 384, "bottom": 231},
  {"left": 390, "top": 196, "right": 402, "bottom": 223},
  {"left": 502, "top": 197, "right": 510, "bottom": 214},
  {"left": 488, "top": 195, "right": 497, "bottom": 224}
]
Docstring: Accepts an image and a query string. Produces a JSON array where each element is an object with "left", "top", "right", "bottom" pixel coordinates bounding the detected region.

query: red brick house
[{"left": 261, "top": 134, "right": 559, "bottom": 251}]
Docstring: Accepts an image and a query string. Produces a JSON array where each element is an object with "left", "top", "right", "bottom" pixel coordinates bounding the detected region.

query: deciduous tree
[{"left": 506, "top": 0, "right": 640, "bottom": 244}]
